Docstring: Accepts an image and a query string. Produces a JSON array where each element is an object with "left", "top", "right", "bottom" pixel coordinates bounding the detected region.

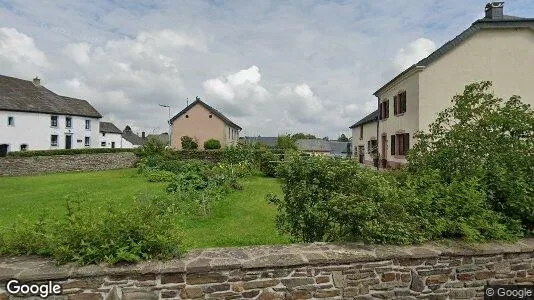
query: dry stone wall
[
  {"left": 0, "top": 239, "right": 533, "bottom": 299},
  {"left": 0, "top": 152, "right": 137, "bottom": 176}
]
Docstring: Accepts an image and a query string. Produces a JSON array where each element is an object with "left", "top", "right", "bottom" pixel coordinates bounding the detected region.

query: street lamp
[{"left": 159, "top": 104, "right": 171, "bottom": 146}]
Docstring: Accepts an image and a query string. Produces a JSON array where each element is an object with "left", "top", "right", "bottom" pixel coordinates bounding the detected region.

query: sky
[{"left": 1, "top": 0, "right": 533, "bottom": 138}]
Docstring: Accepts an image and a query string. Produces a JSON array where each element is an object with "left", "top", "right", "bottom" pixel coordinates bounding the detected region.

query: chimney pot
[
  {"left": 32, "top": 76, "right": 41, "bottom": 86},
  {"left": 142, "top": 132, "right": 146, "bottom": 139},
  {"left": 485, "top": 2, "right": 504, "bottom": 20}
]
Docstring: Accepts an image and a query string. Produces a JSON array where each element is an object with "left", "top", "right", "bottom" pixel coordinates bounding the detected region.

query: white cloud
[
  {"left": 393, "top": 38, "right": 437, "bottom": 71},
  {"left": 63, "top": 42, "right": 91, "bottom": 65},
  {"left": 203, "top": 65, "right": 269, "bottom": 116},
  {"left": 279, "top": 83, "right": 324, "bottom": 123},
  {"left": 0, "top": 27, "right": 48, "bottom": 77}
]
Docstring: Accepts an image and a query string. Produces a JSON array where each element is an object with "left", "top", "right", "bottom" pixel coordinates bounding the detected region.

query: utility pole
[{"left": 159, "top": 104, "right": 171, "bottom": 146}]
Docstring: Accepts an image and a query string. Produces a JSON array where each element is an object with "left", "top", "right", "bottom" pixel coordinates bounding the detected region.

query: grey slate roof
[
  {"left": 296, "top": 139, "right": 331, "bottom": 152},
  {"left": 329, "top": 141, "right": 351, "bottom": 155},
  {"left": 0, "top": 74, "right": 102, "bottom": 118},
  {"left": 240, "top": 136, "right": 278, "bottom": 147},
  {"left": 99, "top": 122, "right": 122, "bottom": 134},
  {"left": 170, "top": 99, "right": 242, "bottom": 130},
  {"left": 122, "top": 127, "right": 145, "bottom": 146},
  {"left": 374, "top": 15, "right": 534, "bottom": 96},
  {"left": 349, "top": 110, "right": 378, "bottom": 129}
]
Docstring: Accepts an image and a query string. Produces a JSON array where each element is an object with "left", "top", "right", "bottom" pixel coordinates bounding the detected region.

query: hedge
[{"left": 6, "top": 148, "right": 134, "bottom": 157}]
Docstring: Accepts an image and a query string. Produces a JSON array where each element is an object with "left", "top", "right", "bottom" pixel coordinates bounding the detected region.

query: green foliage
[
  {"left": 269, "top": 154, "right": 522, "bottom": 244},
  {"left": 0, "top": 194, "right": 181, "bottom": 265},
  {"left": 291, "top": 133, "right": 316, "bottom": 140},
  {"left": 7, "top": 148, "right": 133, "bottom": 157},
  {"left": 337, "top": 134, "right": 349, "bottom": 142},
  {"left": 408, "top": 81, "right": 534, "bottom": 232},
  {"left": 181, "top": 136, "right": 199, "bottom": 150},
  {"left": 136, "top": 136, "right": 166, "bottom": 158},
  {"left": 204, "top": 139, "right": 222, "bottom": 150},
  {"left": 276, "top": 134, "right": 298, "bottom": 150},
  {"left": 259, "top": 150, "right": 279, "bottom": 177},
  {"left": 144, "top": 170, "right": 177, "bottom": 182}
]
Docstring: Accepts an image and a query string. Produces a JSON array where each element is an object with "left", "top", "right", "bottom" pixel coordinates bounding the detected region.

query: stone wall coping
[{"left": 1, "top": 239, "right": 532, "bottom": 282}]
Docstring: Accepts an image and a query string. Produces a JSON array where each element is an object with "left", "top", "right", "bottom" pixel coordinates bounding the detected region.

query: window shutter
[
  {"left": 393, "top": 95, "right": 398, "bottom": 115},
  {"left": 401, "top": 92, "right": 407, "bottom": 113},
  {"left": 378, "top": 103, "right": 382, "bottom": 120},
  {"left": 404, "top": 133, "right": 410, "bottom": 154},
  {"left": 385, "top": 100, "right": 389, "bottom": 118},
  {"left": 390, "top": 135, "right": 395, "bottom": 155}
]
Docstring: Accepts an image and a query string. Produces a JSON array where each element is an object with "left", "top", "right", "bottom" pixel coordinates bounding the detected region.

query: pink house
[{"left": 169, "top": 99, "right": 242, "bottom": 150}]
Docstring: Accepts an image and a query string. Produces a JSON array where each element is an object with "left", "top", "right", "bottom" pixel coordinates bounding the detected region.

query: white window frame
[
  {"left": 85, "top": 120, "right": 91, "bottom": 130},
  {"left": 51, "top": 135, "right": 58, "bottom": 147}
]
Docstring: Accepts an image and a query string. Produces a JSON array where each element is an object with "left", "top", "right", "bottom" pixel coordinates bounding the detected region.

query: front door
[
  {"left": 111, "top": 142, "right": 115, "bottom": 149},
  {"left": 0, "top": 144, "right": 8, "bottom": 157},
  {"left": 65, "top": 135, "right": 72, "bottom": 149}
]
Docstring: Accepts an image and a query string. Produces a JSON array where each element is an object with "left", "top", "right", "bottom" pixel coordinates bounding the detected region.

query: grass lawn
[{"left": 0, "top": 169, "right": 290, "bottom": 250}]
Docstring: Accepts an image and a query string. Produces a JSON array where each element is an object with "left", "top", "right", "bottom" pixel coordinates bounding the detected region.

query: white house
[
  {"left": 121, "top": 126, "right": 145, "bottom": 148},
  {"left": 99, "top": 122, "right": 123, "bottom": 148},
  {"left": 0, "top": 75, "right": 102, "bottom": 155}
]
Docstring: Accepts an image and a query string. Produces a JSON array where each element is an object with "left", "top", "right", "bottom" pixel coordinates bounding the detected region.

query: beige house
[
  {"left": 169, "top": 99, "right": 241, "bottom": 150},
  {"left": 351, "top": 2, "right": 534, "bottom": 168}
]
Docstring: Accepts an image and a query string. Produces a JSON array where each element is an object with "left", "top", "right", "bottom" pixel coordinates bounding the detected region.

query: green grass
[{"left": 0, "top": 169, "right": 290, "bottom": 250}]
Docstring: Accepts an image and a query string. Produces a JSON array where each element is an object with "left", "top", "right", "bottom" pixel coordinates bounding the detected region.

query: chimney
[
  {"left": 32, "top": 76, "right": 41, "bottom": 86},
  {"left": 142, "top": 132, "right": 146, "bottom": 139},
  {"left": 485, "top": 2, "right": 504, "bottom": 20}
]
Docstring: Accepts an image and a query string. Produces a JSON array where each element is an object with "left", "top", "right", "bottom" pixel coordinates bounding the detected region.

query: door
[
  {"left": 0, "top": 144, "right": 8, "bottom": 157},
  {"left": 381, "top": 135, "right": 387, "bottom": 168},
  {"left": 111, "top": 142, "right": 115, "bottom": 149},
  {"left": 65, "top": 135, "right": 72, "bottom": 149},
  {"left": 358, "top": 146, "right": 364, "bottom": 164}
]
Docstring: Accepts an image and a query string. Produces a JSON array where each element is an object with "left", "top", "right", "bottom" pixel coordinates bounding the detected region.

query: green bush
[
  {"left": 181, "top": 136, "right": 198, "bottom": 150},
  {"left": 204, "top": 139, "right": 221, "bottom": 150},
  {"left": 7, "top": 148, "right": 133, "bottom": 157},
  {"left": 144, "top": 170, "right": 177, "bottom": 182},
  {"left": 0, "top": 195, "right": 181, "bottom": 265},
  {"left": 258, "top": 150, "right": 279, "bottom": 177},
  {"left": 136, "top": 136, "right": 166, "bottom": 158},
  {"left": 408, "top": 81, "right": 534, "bottom": 232},
  {"left": 269, "top": 154, "right": 521, "bottom": 244}
]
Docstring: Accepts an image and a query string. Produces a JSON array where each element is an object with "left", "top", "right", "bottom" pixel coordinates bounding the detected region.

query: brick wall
[
  {"left": 0, "top": 152, "right": 138, "bottom": 176},
  {"left": 0, "top": 239, "right": 532, "bottom": 299}
]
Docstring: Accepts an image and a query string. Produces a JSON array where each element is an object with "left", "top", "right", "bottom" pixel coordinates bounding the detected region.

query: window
[
  {"left": 393, "top": 91, "right": 407, "bottom": 115},
  {"left": 7, "top": 116, "right": 14, "bottom": 126},
  {"left": 378, "top": 100, "right": 389, "bottom": 120},
  {"left": 85, "top": 120, "right": 91, "bottom": 130},
  {"left": 20, "top": 144, "right": 28, "bottom": 151},
  {"left": 111, "top": 142, "right": 115, "bottom": 149},
  {"left": 102, "top": 132, "right": 106, "bottom": 137},
  {"left": 185, "top": 114, "right": 189, "bottom": 118},
  {"left": 101, "top": 141, "right": 106, "bottom": 147},
  {"left": 209, "top": 114, "right": 213, "bottom": 118},
  {"left": 51, "top": 116, "right": 58, "bottom": 127},
  {"left": 51, "top": 135, "right": 58, "bottom": 146},
  {"left": 66, "top": 117, "right": 72, "bottom": 128},
  {"left": 391, "top": 133, "right": 410, "bottom": 156},
  {"left": 85, "top": 137, "right": 90, "bottom": 147},
  {"left": 367, "top": 139, "right": 378, "bottom": 154}
]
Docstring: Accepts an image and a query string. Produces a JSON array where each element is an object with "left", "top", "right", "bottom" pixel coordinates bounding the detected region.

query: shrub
[
  {"left": 258, "top": 150, "right": 279, "bottom": 177},
  {"left": 269, "top": 154, "right": 521, "bottom": 244},
  {"left": 204, "top": 139, "right": 221, "bottom": 150},
  {"left": 0, "top": 195, "right": 181, "bottom": 265},
  {"left": 7, "top": 148, "right": 133, "bottom": 157},
  {"left": 144, "top": 170, "right": 177, "bottom": 182},
  {"left": 181, "top": 136, "right": 198, "bottom": 150},
  {"left": 408, "top": 81, "right": 534, "bottom": 232},
  {"left": 136, "top": 136, "right": 166, "bottom": 158}
]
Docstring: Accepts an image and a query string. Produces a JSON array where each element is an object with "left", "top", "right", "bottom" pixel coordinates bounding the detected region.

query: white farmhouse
[
  {"left": 99, "top": 122, "right": 123, "bottom": 148},
  {"left": 0, "top": 75, "right": 102, "bottom": 155}
]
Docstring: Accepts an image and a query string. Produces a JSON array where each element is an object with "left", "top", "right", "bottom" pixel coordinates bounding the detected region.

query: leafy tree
[
  {"left": 276, "top": 134, "right": 298, "bottom": 150},
  {"left": 291, "top": 133, "right": 316, "bottom": 140},
  {"left": 337, "top": 134, "right": 349, "bottom": 142},
  {"left": 408, "top": 81, "right": 534, "bottom": 231},
  {"left": 181, "top": 136, "right": 198, "bottom": 150}
]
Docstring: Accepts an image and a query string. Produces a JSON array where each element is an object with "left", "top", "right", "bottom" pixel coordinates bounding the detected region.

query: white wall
[
  {"left": 351, "top": 121, "right": 378, "bottom": 164},
  {"left": 100, "top": 132, "right": 123, "bottom": 148},
  {"left": 121, "top": 138, "right": 140, "bottom": 149},
  {"left": 0, "top": 110, "right": 100, "bottom": 152}
]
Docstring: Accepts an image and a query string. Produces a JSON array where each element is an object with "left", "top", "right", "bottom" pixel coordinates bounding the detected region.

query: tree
[
  {"left": 291, "top": 133, "right": 316, "bottom": 140},
  {"left": 181, "top": 136, "right": 198, "bottom": 150},
  {"left": 408, "top": 81, "right": 534, "bottom": 231},
  {"left": 204, "top": 139, "right": 221, "bottom": 150},
  {"left": 276, "top": 134, "right": 298, "bottom": 150},
  {"left": 337, "top": 134, "right": 349, "bottom": 142}
]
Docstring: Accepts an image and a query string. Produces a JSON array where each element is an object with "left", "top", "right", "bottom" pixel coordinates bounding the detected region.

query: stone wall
[
  {"left": 0, "top": 152, "right": 138, "bottom": 176},
  {"left": 0, "top": 239, "right": 533, "bottom": 299}
]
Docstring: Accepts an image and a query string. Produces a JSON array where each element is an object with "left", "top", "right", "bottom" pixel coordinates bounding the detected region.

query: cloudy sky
[{"left": 1, "top": 0, "right": 533, "bottom": 138}]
